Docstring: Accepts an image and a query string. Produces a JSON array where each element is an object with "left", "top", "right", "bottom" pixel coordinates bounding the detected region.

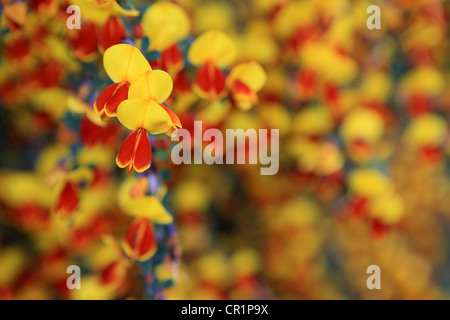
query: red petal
[
  {"left": 173, "top": 71, "right": 190, "bottom": 94},
  {"left": 100, "top": 261, "right": 122, "bottom": 286},
  {"left": 104, "top": 82, "right": 130, "bottom": 116},
  {"left": 80, "top": 116, "right": 102, "bottom": 148},
  {"left": 233, "top": 80, "right": 253, "bottom": 96},
  {"left": 94, "top": 82, "right": 121, "bottom": 114},
  {"left": 116, "top": 129, "right": 139, "bottom": 169},
  {"left": 297, "top": 69, "right": 316, "bottom": 98},
  {"left": 163, "top": 44, "right": 182, "bottom": 66},
  {"left": 131, "top": 23, "right": 144, "bottom": 39},
  {"left": 160, "top": 104, "right": 182, "bottom": 128},
  {"left": 116, "top": 128, "right": 152, "bottom": 173},
  {"left": 80, "top": 116, "right": 120, "bottom": 148},
  {"left": 231, "top": 80, "right": 258, "bottom": 107},
  {"left": 420, "top": 145, "right": 442, "bottom": 165},
  {"left": 55, "top": 182, "right": 79, "bottom": 217},
  {"left": 5, "top": 36, "right": 29, "bottom": 62},
  {"left": 98, "top": 16, "right": 127, "bottom": 53},
  {"left": 211, "top": 65, "right": 226, "bottom": 96},
  {"left": 132, "top": 129, "right": 152, "bottom": 172},
  {"left": 408, "top": 94, "right": 431, "bottom": 117},
  {"left": 69, "top": 22, "right": 98, "bottom": 60},
  {"left": 194, "top": 62, "right": 226, "bottom": 99},
  {"left": 124, "top": 218, "right": 157, "bottom": 261},
  {"left": 348, "top": 196, "right": 368, "bottom": 219},
  {"left": 325, "top": 82, "right": 340, "bottom": 106},
  {"left": 34, "top": 60, "right": 62, "bottom": 88},
  {"left": 161, "top": 44, "right": 183, "bottom": 74},
  {"left": 372, "top": 219, "right": 389, "bottom": 239}
]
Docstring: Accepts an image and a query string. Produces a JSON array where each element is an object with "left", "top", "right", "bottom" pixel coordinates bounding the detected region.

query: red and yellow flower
[
  {"left": 188, "top": 30, "right": 237, "bottom": 100},
  {"left": 227, "top": 61, "right": 266, "bottom": 110},
  {"left": 122, "top": 218, "right": 157, "bottom": 261},
  {"left": 96, "top": 44, "right": 181, "bottom": 174},
  {"left": 142, "top": 2, "right": 190, "bottom": 76},
  {"left": 94, "top": 44, "right": 151, "bottom": 120},
  {"left": 115, "top": 68, "right": 181, "bottom": 174}
]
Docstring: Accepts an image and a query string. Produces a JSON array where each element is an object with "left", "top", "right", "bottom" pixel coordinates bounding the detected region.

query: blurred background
[{"left": 0, "top": 0, "right": 449, "bottom": 300}]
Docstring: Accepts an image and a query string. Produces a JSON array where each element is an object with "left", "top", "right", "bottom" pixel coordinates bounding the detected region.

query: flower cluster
[
  {"left": 95, "top": 43, "right": 181, "bottom": 174},
  {"left": 0, "top": 0, "right": 449, "bottom": 301},
  {"left": 0, "top": 0, "right": 267, "bottom": 299}
]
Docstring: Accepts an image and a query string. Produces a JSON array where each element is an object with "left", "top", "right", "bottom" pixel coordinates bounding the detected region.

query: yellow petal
[
  {"left": 188, "top": 30, "right": 237, "bottom": 68},
  {"left": 126, "top": 197, "right": 173, "bottom": 224},
  {"left": 227, "top": 61, "right": 266, "bottom": 92},
  {"left": 142, "top": 2, "right": 190, "bottom": 51},
  {"left": 69, "top": 275, "right": 113, "bottom": 300},
  {"left": 348, "top": 169, "right": 392, "bottom": 198},
  {"left": 69, "top": 0, "right": 139, "bottom": 25},
  {"left": 402, "top": 67, "right": 445, "bottom": 96},
  {"left": 118, "top": 177, "right": 173, "bottom": 224},
  {"left": 128, "top": 70, "right": 173, "bottom": 103},
  {"left": 109, "top": 0, "right": 139, "bottom": 17},
  {"left": 0, "top": 246, "right": 27, "bottom": 286},
  {"left": 369, "top": 192, "right": 405, "bottom": 225},
  {"left": 292, "top": 106, "right": 333, "bottom": 136},
  {"left": 117, "top": 98, "right": 173, "bottom": 134},
  {"left": 340, "top": 108, "right": 384, "bottom": 143},
  {"left": 66, "top": 166, "right": 94, "bottom": 185},
  {"left": 103, "top": 44, "right": 151, "bottom": 83},
  {"left": 404, "top": 114, "right": 447, "bottom": 147},
  {"left": 0, "top": 172, "right": 52, "bottom": 208}
]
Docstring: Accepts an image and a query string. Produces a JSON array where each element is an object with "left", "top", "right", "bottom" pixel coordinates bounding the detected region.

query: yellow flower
[
  {"left": 118, "top": 176, "right": 173, "bottom": 224},
  {"left": 142, "top": 2, "right": 190, "bottom": 51},
  {"left": 404, "top": 114, "right": 447, "bottom": 148}
]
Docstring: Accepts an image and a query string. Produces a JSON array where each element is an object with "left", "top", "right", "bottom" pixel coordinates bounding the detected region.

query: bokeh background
[{"left": 0, "top": 0, "right": 449, "bottom": 300}]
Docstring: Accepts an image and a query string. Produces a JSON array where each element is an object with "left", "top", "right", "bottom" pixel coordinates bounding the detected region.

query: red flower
[
  {"left": 116, "top": 128, "right": 152, "bottom": 174},
  {"left": 122, "top": 218, "right": 157, "bottom": 261}
]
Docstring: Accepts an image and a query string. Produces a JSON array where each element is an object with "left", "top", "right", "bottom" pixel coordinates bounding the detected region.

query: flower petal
[
  {"left": 188, "top": 29, "right": 237, "bottom": 67},
  {"left": 117, "top": 98, "right": 173, "bottom": 134},
  {"left": 132, "top": 129, "right": 152, "bottom": 172},
  {"left": 160, "top": 104, "right": 182, "bottom": 128},
  {"left": 141, "top": 2, "right": 190, "bottom": 51},
  {"left": 116, "top": 129, "right": 138, "bottom": 169},
  {"left": 103, "top": 44, "right": 151, "bottom": 83},
  {"left": 69, "top": 22, "right": 98, "bottom": 61},
  {"left": 227, "top": 61, "right": 266, "bottom": 92},
  {"left": 231, "top": 80, "right": 258, "bottom": 111},
  {"left": 125, "top": 196, "right": 173, "bottom": 224},
  {"left": 94, "top": 82, "right": 120, "bottom": 114},
  {"left": 122, "top": 218, "right": 157, "bottom": 261},
  {"left": 54, "top": 181, "right": 79, "bottom": 218},
  {"left": 104, "top": 82, "right": 130, "bottom": 117},
  {"left": 98, "top": 16, "right": 126, "bottom": 53},
  {"left": 128, "top": 70, "right": 173, "bottom": 103},
  {"left": 193, "top": 62, "right": 226, "bottom": 100},
  {"left": 116, "top": 128, "right": 151, "bottom": 173},
  {"left": 100, "top": 261, "right": 126, "bottom": 287},
  {"left": 159, "top": 44, "right": 184, "bottom": 76}
]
